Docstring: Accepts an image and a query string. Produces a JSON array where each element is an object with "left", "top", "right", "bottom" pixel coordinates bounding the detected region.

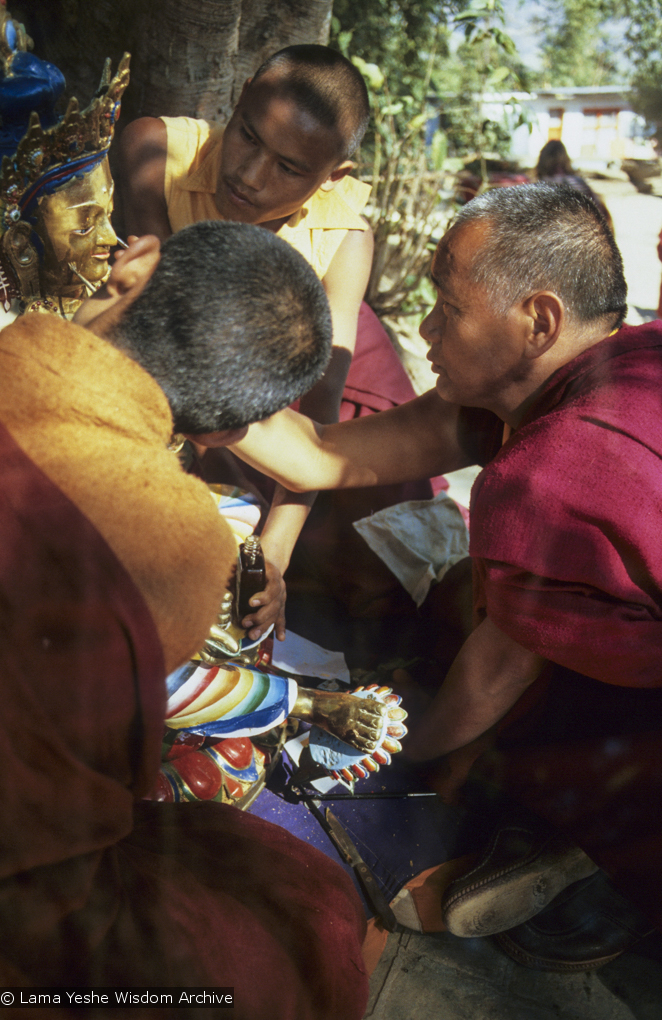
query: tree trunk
[{"left": 10, "top": 0, "right": 332, "bottom": 125}]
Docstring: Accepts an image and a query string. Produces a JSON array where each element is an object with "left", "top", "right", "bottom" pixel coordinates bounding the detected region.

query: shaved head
[{"left": 251, "top": 45, "right": 370, "bottom": 160}]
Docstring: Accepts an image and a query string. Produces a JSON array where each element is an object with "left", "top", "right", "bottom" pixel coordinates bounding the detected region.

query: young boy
[{"left": 119, "top": 44, "right": 374, "bottom": 424}]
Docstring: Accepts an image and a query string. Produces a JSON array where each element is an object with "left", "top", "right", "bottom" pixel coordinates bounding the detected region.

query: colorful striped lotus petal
[
  {"left": 165, "top": 663, "right": 297, "bottom": 740},
  {"left": 308, "top": 684, "right": 408, "bottom": 783}
]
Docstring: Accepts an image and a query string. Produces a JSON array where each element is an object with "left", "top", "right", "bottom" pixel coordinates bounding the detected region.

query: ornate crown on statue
[{"left": 0, "top": 53, "right": 130, "bottom": 235}]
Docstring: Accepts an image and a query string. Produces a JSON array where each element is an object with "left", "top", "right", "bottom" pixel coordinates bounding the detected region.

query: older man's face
[{"left": 421, "top": 220, "right": 530, "bottom": 410}]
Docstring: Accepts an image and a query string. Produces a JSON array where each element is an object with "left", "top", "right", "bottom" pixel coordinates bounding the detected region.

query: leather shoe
[
  {"left": 441, "top": 810, "right": 598, "bottom": 938},
  {"left": 495, "top": 870, "right": 655, "bottom": 972}
]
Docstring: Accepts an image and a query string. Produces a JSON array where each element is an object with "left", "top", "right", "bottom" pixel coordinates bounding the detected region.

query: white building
[{"left": 481, "top": 86, "right": 656, "bottom": 170}]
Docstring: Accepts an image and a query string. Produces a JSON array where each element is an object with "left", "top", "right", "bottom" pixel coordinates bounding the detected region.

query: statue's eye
[{"left": 73, "top": 224, "right": 94, "bottom": 236}]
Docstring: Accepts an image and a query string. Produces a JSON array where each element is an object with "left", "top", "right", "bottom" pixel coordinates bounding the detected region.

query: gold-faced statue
[
  {"left": 0, "top": 33, "right": 129, "bottom": 320},
  {"left": 28, "top": 158, "right": 118, "bottom": 317}
]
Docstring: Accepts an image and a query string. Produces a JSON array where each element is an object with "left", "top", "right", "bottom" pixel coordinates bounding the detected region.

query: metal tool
[
  {"left": 303, "top": 791, "right": 438, "bottom": 801},
  {"left": 325, "top": 808, "right": 399, "bottom": 932},
  {"left": 67, "top": 262, "right": 97, "bottom": 294},
  {"left": 290, "top": 783, "right": 398, "bottom": 931}
]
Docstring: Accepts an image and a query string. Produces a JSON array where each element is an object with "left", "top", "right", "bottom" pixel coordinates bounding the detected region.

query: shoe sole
[
  {"left": 442, "top": 839, "right": 598, "bottom": 938},
  {"left": 494, "top": 930, "right": 625, "bottom": 972}
]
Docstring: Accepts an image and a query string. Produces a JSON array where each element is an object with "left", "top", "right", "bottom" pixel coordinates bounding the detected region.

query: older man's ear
[{"left": 522, "top": 291, "right": 564, "bottom": 359}]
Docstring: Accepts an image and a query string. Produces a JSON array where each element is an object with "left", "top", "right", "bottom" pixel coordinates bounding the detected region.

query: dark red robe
[
  {"left": 468, "top": 322, "right": 662, "bottom": 927},
  {"left": 0, "top": 416, "right": 368, "bottom": 1014}
]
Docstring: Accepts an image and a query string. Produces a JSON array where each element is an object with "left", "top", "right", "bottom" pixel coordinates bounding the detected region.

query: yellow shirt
[{"left": 162, "top": 116, "right": 371, "bottom": 280}]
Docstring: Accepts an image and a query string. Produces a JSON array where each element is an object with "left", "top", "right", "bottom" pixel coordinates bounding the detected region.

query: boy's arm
[
  {"left": 230, "top": 390, "right": 483, "bottom": 491},
  {"left": 239, "top": 487, "right": 316, "bottom": 642},
  {"left": 298, "top": 226, "right": 374, "bottom": 424},
  {"left": 116, "top": 117, "right": 172, "bottom": 241}
]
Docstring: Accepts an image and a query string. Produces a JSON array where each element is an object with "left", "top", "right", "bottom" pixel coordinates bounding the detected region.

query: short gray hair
[{"left": 453, "top": 183, "right": 627, "bottom": 328}]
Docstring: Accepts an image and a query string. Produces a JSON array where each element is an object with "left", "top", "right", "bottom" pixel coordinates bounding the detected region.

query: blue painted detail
[
  {"left": 166, "top": 660, "right": 199, "bottom": 698},
  {"left": 206, "top": 746, "right": 260, "bottom": 783},
  {"left": 176, "top": 702, "right": 289, "bottom": 739},
  {"left": 0, "top": 52, "right": 66, "bottom": 160}
]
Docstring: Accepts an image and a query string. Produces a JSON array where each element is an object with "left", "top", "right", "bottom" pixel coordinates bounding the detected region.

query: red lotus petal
[
  {"left": 173, "top": 751, "right": 223, "bottom": 800},
  {"left": 212, "top": 737, "right": 254, "bottom": 770}
]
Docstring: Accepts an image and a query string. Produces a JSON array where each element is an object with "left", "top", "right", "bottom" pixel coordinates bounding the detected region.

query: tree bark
[{"left": 10, "top": 0, "right": 332, "bottom": 126}]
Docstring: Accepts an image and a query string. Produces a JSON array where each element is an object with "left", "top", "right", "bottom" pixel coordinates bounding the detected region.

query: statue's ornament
[{"left": 0, "top": 8, "right": 130, "bottom": 318}]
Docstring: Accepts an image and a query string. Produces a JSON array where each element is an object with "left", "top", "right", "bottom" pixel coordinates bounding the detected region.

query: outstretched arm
[
  {"left": 116, "top": 117, "right": 172, "bottom": 242},
  {"left": 231, "top": 389, "right": 485, "bottom": 492},
  {"left": 406, "top": 616, "right": 545, "bottom": 761}
]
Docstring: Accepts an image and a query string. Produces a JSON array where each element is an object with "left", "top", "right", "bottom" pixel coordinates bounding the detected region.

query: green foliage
[
  {"left": 624, "top": 0, "right": 662, "bottom": 133},
  {"left": 331, "top": 0, "right": 524, "bottom": 316},
  {"left": 331, "top": 0, "right": 460, "bottom": 92},
  {"left": 531, "top": 0, "right": 624, "bottom": 87}
]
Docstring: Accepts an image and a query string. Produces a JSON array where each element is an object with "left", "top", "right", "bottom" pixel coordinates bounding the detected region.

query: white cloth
[
  {"left": 353, "top": 492, "right": 470, "bottom": 607},
  {"left": 271, "top": 630, "right": 351, "bottom": 685}
]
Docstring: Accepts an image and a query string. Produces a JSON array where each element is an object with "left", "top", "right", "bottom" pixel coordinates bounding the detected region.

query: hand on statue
[{"left": 240, "top": 559, "right": 287, "bottom": 642}]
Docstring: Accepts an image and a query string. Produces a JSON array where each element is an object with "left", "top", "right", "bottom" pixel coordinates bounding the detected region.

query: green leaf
[
  {"left": 430, "top": 129, "right": 448, "bottom": 170},
  {"left": 351, "top": 55, "right": 385, "bottom": 90},
  {"left": 337, "top": 30, "right": 354, "bottom": 56},
  {"left": 381, "top": 101, "right": 405, "bottom": 116},
  {"left": 488, "top": 65, "right": 512, "bottom": 85},
  {"left": 407, "top": 112, "right": 428, "bottom": 132}
]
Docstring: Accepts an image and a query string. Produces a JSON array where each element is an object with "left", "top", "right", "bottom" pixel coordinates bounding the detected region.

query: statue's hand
[{"left": 240, "top": 559, "right": 286, "bottom": 643}]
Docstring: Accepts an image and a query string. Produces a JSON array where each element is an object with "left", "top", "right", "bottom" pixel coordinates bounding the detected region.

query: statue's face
[{"left": 33, "top": 158, "right": 117, "bottom": 297}]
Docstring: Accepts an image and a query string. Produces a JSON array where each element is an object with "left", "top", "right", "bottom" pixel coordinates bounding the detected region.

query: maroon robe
[
  {"left": 0, "top": 421, "right": 368, "bottom": 1014},
  {"left": 467, "top": 322, "right": 662, "bottom": 926}
]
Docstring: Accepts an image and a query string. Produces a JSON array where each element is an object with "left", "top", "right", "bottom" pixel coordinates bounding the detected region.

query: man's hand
[{"left": 240, "top": 559, "right": 287, "bottom": 642}]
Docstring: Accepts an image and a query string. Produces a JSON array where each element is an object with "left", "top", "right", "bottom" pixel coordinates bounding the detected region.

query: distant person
[{"left": 536, "top": 139, "right": 612, "bottom": 228}]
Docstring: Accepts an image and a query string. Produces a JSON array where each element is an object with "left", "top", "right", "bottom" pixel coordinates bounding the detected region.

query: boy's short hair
[{"left": 251, "top": 44, "right": 370, "bottom": 160}]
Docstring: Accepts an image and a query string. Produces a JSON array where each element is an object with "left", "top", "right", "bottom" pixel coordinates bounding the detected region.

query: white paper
[
  {"left": 272, "top": 630, "right": 351, "bottom": 684},
  {"left": 353, "top": 492, "right": 470, "bottom": 607}
]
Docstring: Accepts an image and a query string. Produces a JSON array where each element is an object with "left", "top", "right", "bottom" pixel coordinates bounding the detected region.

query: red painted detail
[
  {"left": 165, "top": 733, "right": 206, "bottom": 760},
  {"left": 149, "top": 771, "right": 175, "bottom": 802},
  {"left": 222, "top": 774, "right": 245, "bottom": 801},
  {"left": 172, "top": 751, "right": 223, "bottom": 800},
  {"left": 212, "top": 737, "right": 254, "bottom": 770}
]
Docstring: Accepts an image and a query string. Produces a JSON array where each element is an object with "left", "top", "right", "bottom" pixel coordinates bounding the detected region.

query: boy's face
[{"left": 216, "top": 76, "right": 352, "bottom": 229}]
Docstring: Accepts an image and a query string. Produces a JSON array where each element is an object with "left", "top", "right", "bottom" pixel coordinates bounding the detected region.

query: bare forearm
[
  {"left": 407, "top": 617, "right": 545, "bottom": 761},
  {"left": 231, "top": 391, "right": 476, "bottom": 492},
  {"left": 297, "top": 346, "right": 353, "bottom": 425},
  {"left": 259, "top": 486, "right": 316, "bottom": 574}
]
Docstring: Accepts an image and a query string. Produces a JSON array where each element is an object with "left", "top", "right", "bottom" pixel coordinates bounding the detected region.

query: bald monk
[
  {"left": 0, "top": 221, "right": 378, "bottom": 1013},
  {"left": 225, "top": 183, "right": 662, "bottom": 965},
  {"left": 119, "top": 44, "right": 433, "bottom": 648}
]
